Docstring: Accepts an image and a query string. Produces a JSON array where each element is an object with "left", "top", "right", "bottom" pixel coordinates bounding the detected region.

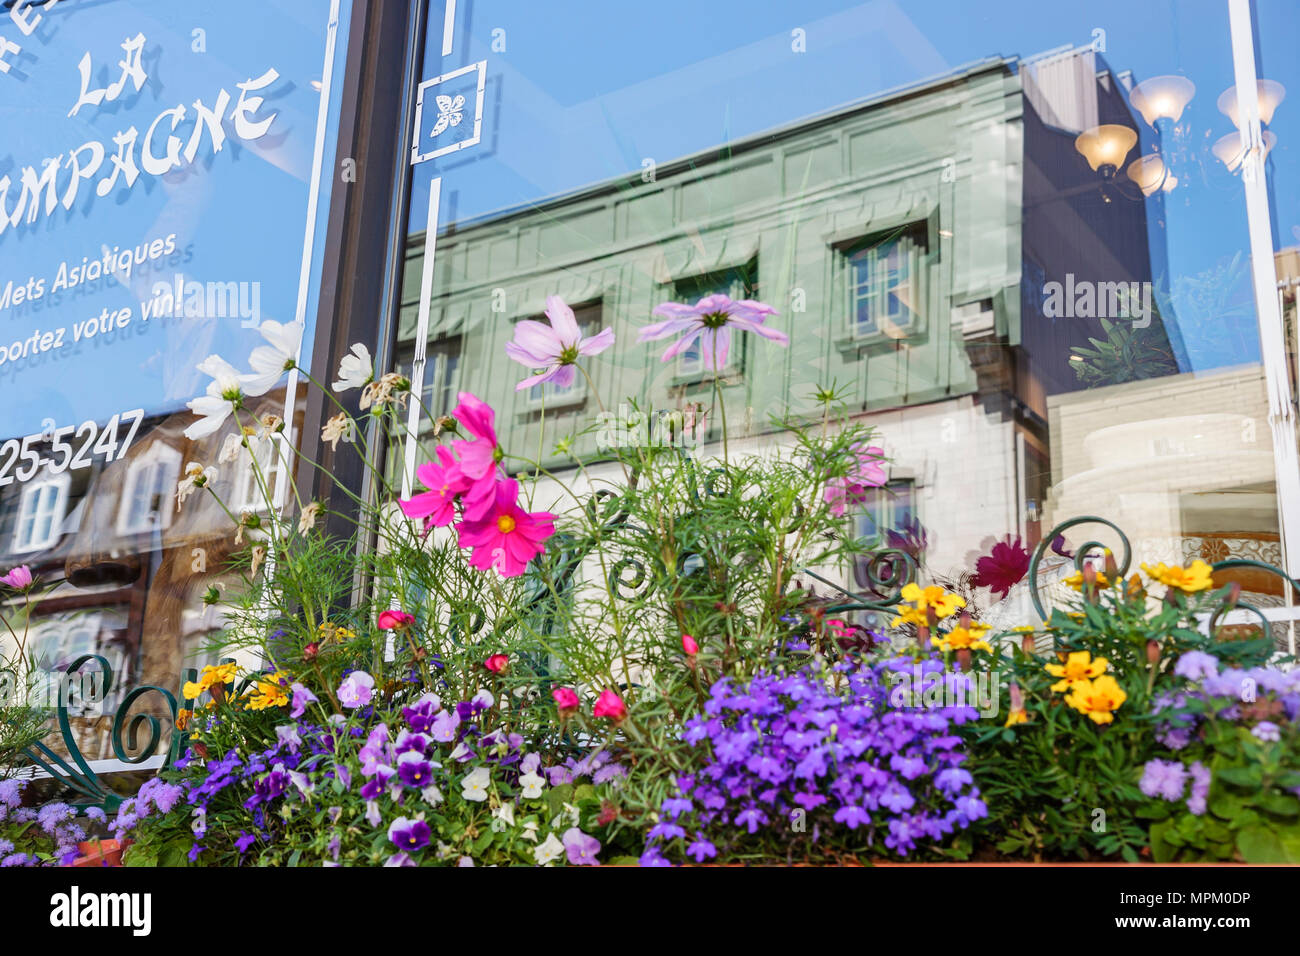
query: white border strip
[
  {"left": 402, "top": 178, "right": 443, "bottom": 497},
  {"left": 442, "top": 0, "right": 458, "bottom": 56},
  {"left": 1227, "top": 0, "right": 1300, "bottom": 602}
]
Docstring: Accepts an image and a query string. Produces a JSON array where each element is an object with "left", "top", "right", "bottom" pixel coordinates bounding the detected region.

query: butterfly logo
[{"left": 431, "top": 94, "right": 466, "bottom": 137}]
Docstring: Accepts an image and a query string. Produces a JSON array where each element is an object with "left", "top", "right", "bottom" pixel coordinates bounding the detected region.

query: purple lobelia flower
[
  {"left": 639, "top": 294, "right": 787, "bottom": 373},
  {"left": 387, "top": 816, "right": 431, "bottom": 853},
  {"left": 643, "top": 653, "right": 983, "bottom": 865},
  {"left": 504, "top": 294, "right": 615, "bottom": 392}
]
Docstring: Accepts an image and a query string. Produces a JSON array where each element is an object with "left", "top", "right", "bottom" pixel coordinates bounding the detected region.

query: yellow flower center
[{"left": 497, "top": 514, "right": 517, "bottom": 534}]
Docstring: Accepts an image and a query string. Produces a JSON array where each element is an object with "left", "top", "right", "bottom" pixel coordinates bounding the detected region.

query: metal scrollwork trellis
[{"left": 18, "top": 655, "right": 187, "bottom": 812}]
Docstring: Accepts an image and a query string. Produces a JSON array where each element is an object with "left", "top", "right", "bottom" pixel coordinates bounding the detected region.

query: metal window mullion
[{"left": 1227, "top": 0, "right": 1300, "bottom": 584}]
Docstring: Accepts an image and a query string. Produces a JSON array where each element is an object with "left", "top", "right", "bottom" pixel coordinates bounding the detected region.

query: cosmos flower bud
[
  {"left": 1103, "top": 548, "right": 1118, "bottom": 578},
  {"left": 682, "top": 633, "right": 699, "bottom": 656},
  {"left": 303, "top": 642, "right": 320, "bottom": 662},
  {"left": 956, "top": 648, "right": 972, "bottom": 672},
  {"left": 378, "top": 609, "right": 414, "bottom": 630},
  {"left": 1146, "top": 640, "right": 1161, "bottom": 666},
  {"left": 1021, "top": 632, "right": 1036, "bottom": 656},
  {"left": 484, "top": 654, "right": 509, "bottom": 674}
]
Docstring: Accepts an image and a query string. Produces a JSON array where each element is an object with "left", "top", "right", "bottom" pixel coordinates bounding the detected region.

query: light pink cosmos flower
[
  {"left": 639, "top": 294, "right": 787, "bottom": 372},
  {"left": 456, "top": 478, "right": 556, "bottom": 578},
  {"left": 505, "top": 295, "right": 615, "bottom": 391},
  {"left": 447, "top": 392, "right": 504, "bottom": 522},
  {"left": 0, "top": 565, "right": 32, "bottom": 590},
  {"left": 398, "top": 445, "right": 465, "bottom": 529},
  {"left": 824, "top": 444, "right": 887, "bottom": 516}
]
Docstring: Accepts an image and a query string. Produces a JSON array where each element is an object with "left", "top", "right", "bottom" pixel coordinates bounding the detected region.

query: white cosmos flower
[
  {"left": 533, "top": 832, "right": 564, "bottom": 865},
  {"left": 332, "top": 342, "right": 373, "bottom": 392},
  {"left": 461, "top": 767, "right": 490, "bottom": 802},
  {"left": 519, "top": 772, "right": 545, "bottom": 799},
  {"left": 185, "top": 355, "right": 245, "bottom": 440},
  {"left": 243, "top": 320, "right": 304, "bottom": 396}
]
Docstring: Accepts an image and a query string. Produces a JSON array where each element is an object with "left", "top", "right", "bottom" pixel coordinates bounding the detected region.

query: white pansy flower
[
  {"left": 461, "top": 767, "right": 490, "bottom": 802},
  {"left": 493, "top": 803, "right": 515, "bottom": 827},
  {"left": 520, "top": 820, "right": 539, "bottom": 842},
  {"left": 243, "top": 320, "right": 304, "bottom": 396},
  {"left": 519, "top": 772, "right": 545, "bottom": 799},
  {"left": 185, "top": 355, "right": 245, "bottom": 440},
  {"left": 332, "top": 342, "right": 373, "bottom": 392},
  {"left": 533, "top": 832, "right": 564, "bottom": 865},
  {"left": 421, "top": 785, "right": 444, "bottom": 806}
]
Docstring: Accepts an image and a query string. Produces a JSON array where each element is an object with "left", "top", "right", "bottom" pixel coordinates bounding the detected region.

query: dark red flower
[{"left": 971, "top": 537, "right": 1030, "bottom": 600}]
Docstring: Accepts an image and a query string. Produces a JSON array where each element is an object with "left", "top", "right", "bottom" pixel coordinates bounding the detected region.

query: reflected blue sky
[
  {"left": 412, "top": 0, "right": 1298, "bottom": 372},
  {"left": 0, "top": 0, "right": 349, "bottom": 439}
]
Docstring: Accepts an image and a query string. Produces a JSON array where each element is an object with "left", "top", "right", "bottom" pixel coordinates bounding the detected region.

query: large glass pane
[
  {"left": 0, "top": 0, "right": 351, "bottom": 770},
  {"left": 394, "top": 1, "right": 1293, "bottom": 645}
]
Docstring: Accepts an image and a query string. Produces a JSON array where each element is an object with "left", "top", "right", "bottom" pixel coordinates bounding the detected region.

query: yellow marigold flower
[
  {"left": 1004, "top": 708, "right": 1030, "bottom": 727},
  {"left": 1062, "top": 569, "right": 1109, "bottom": 590},
  {"left": 899, "top": 583, "right": 966, "bottom": 619},
  {"left": 318, "top": 622, "right": 356, "bottom": 644},
  {"left": 1044, "top": 650, "right": 1108, "bottom": 692},
  {"left": 182, "top": 662, "right": 240, "bottom": 700},
  {"left": 1141, "top": 560, "right": 1215, "bottom": 594},
  {"left": 1063, "top": 674, "right": 1127, "bottom": 724},
  {"left": 932, "top": 623, "right": 992, "bottom": 653},
  {"left": 175, "top": 708, "right": 192, "bottom": 731},
  {"left": 890, "top": 605, "right": 929, "bottom": 628},
  {"left": 247, "top": 672, "right": 290, "bottom": 711}
]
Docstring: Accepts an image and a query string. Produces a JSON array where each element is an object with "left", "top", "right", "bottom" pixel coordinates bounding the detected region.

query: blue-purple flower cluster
[
  {"left": 0, "top": 779, "right": 95, "bottom": 866},
  {"left": 640, "top": 655, "right": 987, "bottom": 865},
  {"left": 1140, "top": 758, "right": 1211, "bottom": 815},
  {"left": 1152, "top": 651, "right": 1300, "bottom": 750}
]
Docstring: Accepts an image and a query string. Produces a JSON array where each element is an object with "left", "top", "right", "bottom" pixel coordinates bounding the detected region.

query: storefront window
[
  {"left": 0, "top": 0, "right": 352, "bottom": 771},
  {"left": 393, "top": 0, "right": 1298, "bottom": 649}
]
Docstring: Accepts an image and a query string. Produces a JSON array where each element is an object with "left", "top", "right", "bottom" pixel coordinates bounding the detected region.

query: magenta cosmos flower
[
  {"left": 824, "top": 444, "right": 887, "bottom": 516},
  {"left": 456, "top": 478, "right": 556, "bottom": 577},
  {"left": 505, "top": 295, "right": 615, "bottom": 391},
  {"left": 0, "top": 565, "right": 32, "bottom": 590},
  {"left": 399, "top": 445, "right": 464, "bottom": 529},
  {"left": 447, "top": 392, "right": 504, "bottom": 521},
  {"left": 639, "top": 294, "right": 787, "bottom": 372}
]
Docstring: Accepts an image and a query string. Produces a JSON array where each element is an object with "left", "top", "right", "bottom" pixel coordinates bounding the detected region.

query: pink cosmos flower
[
  {"left": 681, "top": 633, "right": 699, "bottom": 656},
  {"left": 824, "top": 444, "right": 887, "bottom": 516},
  {"left": 378, "top": 609, "right": 414, "bottom": 630},
  {"left": 456, "top": 478, "right": 556, "bottom": 578},
  {"left": 592, "top": 689, "right": 627, "bottom": 722},
  {"left": 448, "top": 392, "right": 504, "bottom": 522},
  {"left": 504, "top": 295, "right": 615, "bottom": 391},
  {"left": 638, "top": 294, "right": 787, "bottom": 372},
  {"left": 552, "top": 687, "right": 580, "bottom": 716},
  {"left": 1, "top": 565, "right": 32, "bottom": 590},
  {"left": 484, "top": 654, "right": 509, "bottom": 674},
  {"left": 398, "top": 445, "right": 465, "bottom": 529}
]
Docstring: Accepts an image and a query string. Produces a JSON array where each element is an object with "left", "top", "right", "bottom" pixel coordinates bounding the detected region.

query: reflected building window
[
  {"left": 13, "top": 474, "right": 70, "bottom": 553},
  {"left": 233, "top": 431, "right": 296, "bottom": 513},
  {"left": 422, "top": 337, "right": 462, "bottom": 421},
  {"left": 116, "top": 442, "right": 182, "bottom": 535},
  {"left": 843, "top": 225, "right": 926, "bottom": 339}
]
